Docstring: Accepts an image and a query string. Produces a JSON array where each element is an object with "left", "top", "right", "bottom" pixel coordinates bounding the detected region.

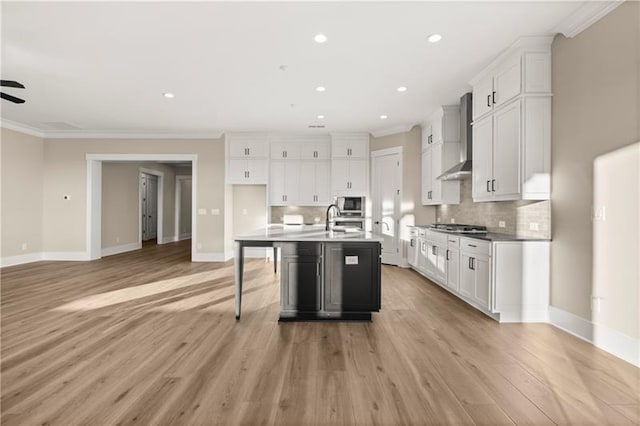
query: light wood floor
[{"left": 1, "top": 240, "right": 638, "bottom": 425}]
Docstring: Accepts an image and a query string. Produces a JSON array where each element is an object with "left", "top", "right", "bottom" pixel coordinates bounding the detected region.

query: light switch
[
  {"left": 211, "top": 209, "right": 220, "bottom": 215},
  {"left": 345, "top": 256, "right": 359, "bottom": 265},
  {"left": 21, "top": 243, "right": 27, "bottom": 251},
  {"left": 198, "top": 208, "right": 207, "bottom": 215},
  {"left": 529, "top": 222, "right": 539, "bottom": 231},
  {"left": 499, "top": 221, "right": 506, "bottom": 228},
  {"left": 450, "top": 218, "right": 456, "bottom": 224}
]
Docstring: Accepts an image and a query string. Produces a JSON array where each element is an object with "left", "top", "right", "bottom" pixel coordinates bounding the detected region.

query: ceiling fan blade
[
  {"left": 0, "top": 92, "right": 26, "bottom": 104},
  {"left": 0, "top": 80, "right": 25, "bottom": 89}
]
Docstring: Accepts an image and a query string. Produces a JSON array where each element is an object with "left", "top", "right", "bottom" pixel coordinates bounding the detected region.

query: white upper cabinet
[
  {"left": 270, "top": 161, "right": 299, "bottom": 206},
  {"left": 470, "top": 36, "right": 552, "bottom": 202},
  {"left": 421, "top": 107, "right": 461, "bottom": 206},
  {"left": 270, "top": 142, "right": 301, "bottom": 160},
  {"left": 470, "top": 36, "right": 552, "bottom": 121},
  {"left": 300, "top": 142, "right": 330, "bottom": 160},
  {"left": 298, "top": 161, "right": 331, "bottom": 205},
  {"left": 226, "top": 133, "right": 269, "bottom": 184},
  {"left": 331, "top": 133, "right": 369, "bottom": 158}
]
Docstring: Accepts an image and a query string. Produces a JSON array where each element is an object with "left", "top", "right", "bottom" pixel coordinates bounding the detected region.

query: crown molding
[
  {"left": 553, "top": 0, "right": 624, "bottom": 38},
  {"left": 0, "top": 119, "right": 46, "bottom": 138},
  {"left": 370, "top": 124, "right": 415, "bottom": 138},
  {"left": 0, "top": 118, "right": 223, "bottom": 139}
]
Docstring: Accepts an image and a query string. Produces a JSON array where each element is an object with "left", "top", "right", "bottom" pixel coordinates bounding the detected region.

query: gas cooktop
[{"left": 429, "top": 223, "right": 488, "bottom": 234}]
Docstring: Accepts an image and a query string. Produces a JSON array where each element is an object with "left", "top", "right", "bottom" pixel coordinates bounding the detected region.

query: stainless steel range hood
[{"left": 437, "top": 92, "right": 472, "bottom": 181}]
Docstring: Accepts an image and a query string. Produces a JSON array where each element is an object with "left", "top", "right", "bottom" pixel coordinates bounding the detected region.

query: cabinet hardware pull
[
  {"left": 471, "top": 258, "right": 475, "bottom": 270},
  {"left": 410, "top": 239, "right": 414, "bottom": 247},
  {"left": 469, "top": 257, "right": 473, "bottom": 269},
  {"left": 432, "top": 245, "right": 436, "bottom": 255},
  {"left": 468, "top": 244, "right": 477, "bottom": 247},
  {"left": 487, "top": 95, "right": 491, "bottom": 107},
  {"left": 446, "top": 249, "right": 450, "bottom": 261},
  {"left": 449, "top": 239, "right": 456, "bottom": 243},
  {"left": 492, "top": 91, "right": 496, "bottom": 105},
  {"left": 247, "top": 171, "right": 250, "bottom": 178},
  {"left": 247, "top": 148, "right": 250, "bottom": 156},
  {"left": 492, "top": 179, "right": 496, "bottom": 192},
  {"left": 487, "top": 180, "right": 491, "bottom": 192}
]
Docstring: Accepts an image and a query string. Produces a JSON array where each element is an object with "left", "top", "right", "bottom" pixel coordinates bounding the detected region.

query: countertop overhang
[{"left": 234, "top": 224, "right": 384, "bottom": 243}]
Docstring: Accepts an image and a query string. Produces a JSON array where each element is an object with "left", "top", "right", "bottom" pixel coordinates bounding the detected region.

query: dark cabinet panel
[
  {"left": 324, "top": 243, "right": 381, "bottom": 312},
  {"left": 280, "top": 243, "right": 321, "bottom": 312}
]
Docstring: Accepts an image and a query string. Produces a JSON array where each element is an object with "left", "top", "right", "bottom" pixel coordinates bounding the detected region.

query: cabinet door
[
  {"left": 436, "top": 244, "right": 447, "bottom": 282},
  {"left": 472, "top": 116, "right": 493, "bottom": 201},
  {"left": 492, "top": 100, "right": 521, "bottom": 199},
  {"left": 348, "top": 159, "right": 368, "bottom": 194},
  {"left": 493, "top": 55, "right": 521, "bottom": 107},
  {"left": 298, "top": 161, "right": 316, "bottom": 205},
  {"left": 446, "top": 248, "right": 459, "bottom": 292},
  {"left": 331, "top": 159, "right": 350, "bottom": 195},
  {"left": 246, "top": 158, "right": 267, "bottom": 183},
  {"left": 229, "top": 142, "right": 249, "bottom": 158},
  {"left": 270, "top": 161, "right": 286, "bottom": 205},
  {"left": 325, "top": 243, "right": 381, "bottom": 312},
  {"left": 281, "top": 255, "right": 321, "bottom": 312},
  {"left": 348, "top": 140, "right": 369, "bottom": 158},
  {"left": 245, "top": 141, "right": 267, "bottom": 158},
  {"left": 422, "top": 123, "right": 432, "bottom": 151},
  {"left": 300, "top": 143, "right": 330, "bottom": 160},
  {"left": 284, "top": 162, "right": 299, "bottom": 204},
  {"left": 473, "top": 75, "right": 494, "bottom": 119},
  {"left": 228, "top": 159, "right": 248, "bottom": 182},
  {"left": 459, "top": 253, "right": 474, "bottom": 299},
  {"left": 474, "top": 256, "right": 491, "bottom": 310},
  {"left": 418, "top": 239, "right": 428, "bottom": 273},
  {"left": 421, "top": 149, "right": 433, "bottom": 205},
  {"left": 314, "top": 161, "right": 331, "bottom": 204},
  {"left": 430, "top": 142, "right": 443, "bottom": 204}
]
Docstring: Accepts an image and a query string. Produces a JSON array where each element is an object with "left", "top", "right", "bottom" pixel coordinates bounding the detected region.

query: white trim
[
  {"left": 192, "top": 251, "right": 234, "bottom": 262},
  {"left": 179, "top": 233, "right": 192, "bottom": 240},
  {"left": 139, "top": 168, "right": 164, "bottom": 246},
  {"left": 86, "top": 153, "right": 197, "bottom": 162},
  {"left": 549, "top": 306, "right": 639, "bottom": 367},
  {"left": 371, "top": 146, "right": 403, "bottom": 266},
  {"left": 553, "top": 1, "right": 624, "bottom": 38},
  {"left": 101, "top": 242, "right": 141, "bottom": 257},
  {"left": 174, "top": 175, "right": 192, "bottom": 246},
  {"left": 370, "top": 124, "right": 414, "bottom": 138},
  {"left": 42, "top": 252, "right": 91, "bottom": 261},
  {"left": 0, "top": 119, "right": 46, "bottom": 138},
  {"left": 1, "top": 252, "right": 43, "bottom": 267},
  {"left": 161, "top": 236, "right": 178, "bottom": 244},
  {"left": 87, "top": 160, "right": 102, "bottom": 260}
]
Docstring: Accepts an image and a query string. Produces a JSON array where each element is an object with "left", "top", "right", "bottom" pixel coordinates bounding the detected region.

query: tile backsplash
[
  {"left": 436, "top": 179, "right": 551, "bottom": 238},
  {"left": 270, "top": 206, "right": 327, "bottom": 224}
]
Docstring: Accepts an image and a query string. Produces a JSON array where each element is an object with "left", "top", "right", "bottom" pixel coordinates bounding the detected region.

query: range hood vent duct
[{"left": 437, "top": 92, "right": 473, "bottom": 181}]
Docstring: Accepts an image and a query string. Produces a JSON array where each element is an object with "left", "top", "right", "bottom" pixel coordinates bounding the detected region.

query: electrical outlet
[
  {"left": 63, "top": 194, "right": 71, "bottom": 200},
  {"left": 436, "top": 217, "right": 441, "bottom": 223},
  {"left": 211, "top": 209, "right": 220, "bottom": 215},
  {"left": 314, "top": 217, "right": 320, "bottom": 223},
  {"left": 450, "top": 218, "right": 456, "bottom": 224},
  {"left": 198, "top": 208, "right": 207, "bottom": 215},
  {"left": 499, "top": 221, "right": 506, "bottom": 228},
  {"left": 592, "top": 205, "right": 606, "bottom": 221},
  {"left": 21, "top": 243, "right": 27, "bottom": 251},
  {"left": 529, "top": 222, "right": 539, "bottom": 231}
]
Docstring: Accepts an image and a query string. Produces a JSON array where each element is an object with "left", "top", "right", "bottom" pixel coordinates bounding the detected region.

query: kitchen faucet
[{"left": 325, "top": 204, "right": 341, "bottom": 231}]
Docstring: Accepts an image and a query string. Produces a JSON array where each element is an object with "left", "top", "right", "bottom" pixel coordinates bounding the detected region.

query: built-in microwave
[{"left": 335, "top": 196, "right": 365, "bottom": 217}]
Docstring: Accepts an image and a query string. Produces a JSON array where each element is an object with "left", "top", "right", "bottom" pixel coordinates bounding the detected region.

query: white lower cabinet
[{"left": 410, "top": 228, "right": 550, "bottom": 323}]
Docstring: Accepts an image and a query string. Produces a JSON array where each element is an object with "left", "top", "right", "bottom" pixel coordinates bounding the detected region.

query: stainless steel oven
[
  {"left": 335, "top": 196, "right": 365, "bottom": 217},
  {"left": 332, "top": 217, "right": 365, "bottom": 230}
]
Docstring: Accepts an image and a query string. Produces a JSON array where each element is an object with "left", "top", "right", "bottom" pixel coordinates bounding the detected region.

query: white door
[
  {"left": 492, "top": 100, "right": 521, "bottom": 198},
  {"left": 472, "top": 116, "right": 494, "bottom": 201},
  {"left": 371, "top": 149, "right": 401, "bottom": 265}
]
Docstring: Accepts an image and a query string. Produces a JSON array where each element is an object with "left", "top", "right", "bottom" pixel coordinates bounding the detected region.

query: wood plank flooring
[{"left": 1, "top": 240, "right": 638, "bottom": 425}]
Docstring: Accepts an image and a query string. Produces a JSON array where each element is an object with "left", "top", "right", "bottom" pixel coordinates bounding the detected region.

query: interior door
[
  {"left": 141, "top": 173, "right": 158, "bottom": 241},
  {"left": 371, "top": 150, "right": 400, "bottom": 265}
]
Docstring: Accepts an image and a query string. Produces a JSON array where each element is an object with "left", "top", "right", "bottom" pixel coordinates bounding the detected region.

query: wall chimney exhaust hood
[{"left": 437, "top": 92, "right": 472, "bottom": 181}]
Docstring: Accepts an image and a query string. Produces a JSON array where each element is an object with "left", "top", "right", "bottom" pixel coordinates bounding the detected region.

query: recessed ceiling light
[
  {"left": 380, "top": 115, "right": 388, "bottom": 120},
  {"left": 163, "top": 92, "right": 175, "bottom": 98},
  {"left": 317, "top": 115, "right": 325, "bottom": 119},
  {"left": 427, "top": 33, "right": 442, "bottom": 43},
  {"left": 314, "top": 34, "right": 328, "bottom": 43},
  {"left": 397, "top": 86, "right": 407, "bottom": 92},
  {"left": 316, "top": 86, "right": 326, "bottom": 92}
]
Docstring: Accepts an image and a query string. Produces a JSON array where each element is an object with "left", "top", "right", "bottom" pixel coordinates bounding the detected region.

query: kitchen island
[{"left": 234, "top": 225, "right": 383, "bottom": 321}]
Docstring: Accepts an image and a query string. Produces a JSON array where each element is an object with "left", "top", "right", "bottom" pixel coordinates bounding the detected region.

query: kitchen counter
[
  {"left": 233, "top": 225, "right": 382, "bottom": 321},
  {"left": 235, "top": 224, "right": 384, "bottom": 243},
  {"left": 411, "top": 225, "right": 550, "bottom": 242}
]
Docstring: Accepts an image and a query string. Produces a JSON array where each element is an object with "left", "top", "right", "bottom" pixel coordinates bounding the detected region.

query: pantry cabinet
[
  {"left": 331, "top": 158, "right": 368, "bottom": 196},
  {"left": 226, "top": 133, "right": 269, "bottom": 184},
  {"left": 270, "top": 161, "right": 300, "bottom": 205},
  {"left": 298, "top": 161, "right": 331, "bottom": 205}
]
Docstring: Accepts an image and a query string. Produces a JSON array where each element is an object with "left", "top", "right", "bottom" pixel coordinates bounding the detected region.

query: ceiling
[{"left": 1, "top": 1, "right": 588, "bottom": 137}]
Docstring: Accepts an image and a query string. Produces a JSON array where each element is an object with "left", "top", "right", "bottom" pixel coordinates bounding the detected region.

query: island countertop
[{"left": 234, "top": 224, "right": 384, "bottom": 243}]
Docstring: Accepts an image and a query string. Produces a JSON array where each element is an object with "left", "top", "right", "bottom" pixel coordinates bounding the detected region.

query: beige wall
[
  {"left": 42, "top": 137, "right": 225, "bottom": 254},
  {"left": 1, "top": 128, "right": 44, "bottom": 257},
  {"left": 551, "top": 1, "right": 640, "bottom": 326},
  {"left": 232, "top": 185, "right": 267, "bottom": 236},
  {"left": 101, "top": 162, "right": 180, "bottom": 250}
]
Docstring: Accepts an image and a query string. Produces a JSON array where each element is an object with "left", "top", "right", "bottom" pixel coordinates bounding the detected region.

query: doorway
[
  {"left": 371, "top": 147, "right": 402, "bottom": 265},
  {"left": 140, "top": 172, "right": 159, "bottom": 242}
]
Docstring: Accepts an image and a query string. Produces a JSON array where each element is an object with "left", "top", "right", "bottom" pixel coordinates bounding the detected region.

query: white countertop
[{"left": 234, "top": 224, "right": 384, "bottom": 243}]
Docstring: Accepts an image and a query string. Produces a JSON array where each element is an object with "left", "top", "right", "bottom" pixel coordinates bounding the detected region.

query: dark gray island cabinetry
[{"left": 233, "top": 226, "right": 383, "bottom": 321}]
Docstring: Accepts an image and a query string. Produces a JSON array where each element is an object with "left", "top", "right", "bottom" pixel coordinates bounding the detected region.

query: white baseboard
[
  {"left": 192, "top": 251, "right": 233, "bottom": 262},
  {"left": 499, "top": 307, "right": 549, "bottom": 323},
  {"left": 159, "top": 236, "right": 177, "bottom": 244},
  {"left": 42, "top": 251, "right": 91, "bottom": 261},
  {"left": 1, "top": 252, "right": 43, "bottom": 267},
  {"left": 549, "top": 306, "right": 639, "bottom": 367},
  {"left": 102, "top": 242, "right": 141, "bottom": 257},
  {"left": 179, "top": 233, "right": 192, "bottom": 241}
]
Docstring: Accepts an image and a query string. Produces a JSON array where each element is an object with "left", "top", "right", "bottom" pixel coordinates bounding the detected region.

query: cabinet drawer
[
  {"left": 417, "top": 228, "right": 427, "bottom": 238},
  {"left": 460, "top": 237, "right": 491, "bottom": 256},
  {"left": 446, "top": 235, "right": 460, "bottom": 248},
  {"left": 280, "top": 242, "right": 321, "bottom": 256},
  {"left": 409, "top": 227, "right": 419, "bottom": 238},
  {"left": 426, "top": 230, "right": 447, "bottom": 244}
]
